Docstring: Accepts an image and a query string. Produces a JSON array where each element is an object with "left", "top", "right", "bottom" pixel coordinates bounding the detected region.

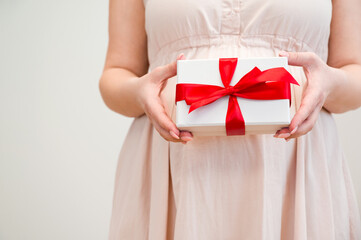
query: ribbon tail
[{"left": 225, "top": 96, "right": 245, "bottom": 135}]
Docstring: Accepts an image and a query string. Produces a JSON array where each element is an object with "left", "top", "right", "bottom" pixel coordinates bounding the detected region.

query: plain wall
[{"left": 0, "top": 0, "right": 360, "bottom": 239}]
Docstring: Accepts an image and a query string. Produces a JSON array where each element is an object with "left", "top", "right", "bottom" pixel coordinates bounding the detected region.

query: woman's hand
[
  {"left": 136, "top": 53, "right": 193, "bottom": 143},
  {"left": 274, "top": 51, "right": 342, "bottom": 141}
]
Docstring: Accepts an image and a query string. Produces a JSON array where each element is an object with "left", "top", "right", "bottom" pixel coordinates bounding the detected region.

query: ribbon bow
[{"left": 176, "top": 58, "right": 299, "bottom": 135}]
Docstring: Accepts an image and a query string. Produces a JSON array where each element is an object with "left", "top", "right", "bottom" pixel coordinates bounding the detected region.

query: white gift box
[{"left": 175, "top": 57, "right": 295, "bottom": 136}]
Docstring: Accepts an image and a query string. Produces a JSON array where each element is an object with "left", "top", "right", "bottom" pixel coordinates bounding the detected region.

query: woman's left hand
[{"left": 274, "top": 51, "right": 340, "bottom": 141}]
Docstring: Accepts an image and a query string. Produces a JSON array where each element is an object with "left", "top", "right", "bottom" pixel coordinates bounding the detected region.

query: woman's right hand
[{"left": 136, "top": 53, "right": 193, "bottom": 143}]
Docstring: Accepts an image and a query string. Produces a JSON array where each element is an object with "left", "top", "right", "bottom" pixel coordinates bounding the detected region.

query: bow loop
[{"left": 219, "top": 58, "right": 238, "bottom": 87}]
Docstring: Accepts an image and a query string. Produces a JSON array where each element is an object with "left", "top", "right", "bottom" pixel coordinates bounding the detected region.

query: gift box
[{"left": 175, "top": 57, "right": 299, "bottom": 136}]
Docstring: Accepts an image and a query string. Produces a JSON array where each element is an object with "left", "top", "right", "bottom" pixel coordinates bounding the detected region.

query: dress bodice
[{"left": 143, "top": 0, "right": 332, "bottom": 68}]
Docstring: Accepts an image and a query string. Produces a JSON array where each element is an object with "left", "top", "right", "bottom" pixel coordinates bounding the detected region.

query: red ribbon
[{"left": 176, "top": 58, "right": 299, "bottom": 135}]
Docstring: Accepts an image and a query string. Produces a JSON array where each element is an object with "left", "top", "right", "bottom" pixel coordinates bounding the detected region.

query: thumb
[
  {"left": 176, "top": 53, "right": 186, "bottom": 60},
  {"left": 279, "top": 51, "right": 318, "bottom": 68},
  {"left": 151, "top": 53, "right": 185, "bottom": 81}
]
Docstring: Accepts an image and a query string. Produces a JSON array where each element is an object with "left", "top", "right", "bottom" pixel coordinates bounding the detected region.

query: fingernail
[
  {"left": 277, "top": 133, "right": 291, "bottom": 138},
  {"left": 285, "top": 138, "right": 291, "bottom": 142},
  {"left": 169, "top": 131, "right": 180, "bottom": 139},
  {"left": 181, "top": 136, "right": 193, "bottom": 142},
  {"left": 290, "top": 126, "right": 298, "bottom": 135},
  {"left": 177, "top": 53, "right": 185, "bottom": 60},
  {"left": 279, "top": 51, "right": 289, "bottom": 57},
  {"left": 181, "top": 141, "right": 187, "bottom": 145}
]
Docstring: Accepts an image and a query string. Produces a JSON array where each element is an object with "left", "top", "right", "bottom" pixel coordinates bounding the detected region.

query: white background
[{"left": 0, "top": 0, "right": 360, "bottom": 239}]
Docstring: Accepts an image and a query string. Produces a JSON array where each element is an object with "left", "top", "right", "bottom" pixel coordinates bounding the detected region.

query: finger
[
  {"left": 153, "top": 121, "right": 190, "bottom": 143},
  {"left": 289, "top": 88, "right": 322, "bottom": 133},
  {"left": 159, "top": 53, "right": 186, "bottom": 92},
  {"left": 151, "top": 54, "right": 184, "bottom": 82},
  {"left": 286, "top": 102, "right": 322, "bottom": 139},
  {"left": 279, "top": 51, "right": 319, "bottom": 69},
  {"left": 144, "top": 96, "right": 180, "bottom": 140},
  {"left": 273, "top": 127, "right": 291, "bottom": 138},
  {"left": 180, "top": 131, "right": 193, "bottom": 142},
  {"left": 176, "top": 53, "right": 186, "bottom": 60},
  {"left": 152, "top": 121, "right": 185, "bottom": 142}
]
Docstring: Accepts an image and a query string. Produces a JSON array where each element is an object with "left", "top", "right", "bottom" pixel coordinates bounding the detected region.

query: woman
[{"left": 99, "top": 0, "right": 361, "bottom": 238}]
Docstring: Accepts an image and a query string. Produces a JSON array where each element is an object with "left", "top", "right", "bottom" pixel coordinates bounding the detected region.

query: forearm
[
  {"left": 99, "top": 67, "right": 145, "bottom": 117},
  {"left": 323, "top": 64, "right": 361, "bottom": 113}
]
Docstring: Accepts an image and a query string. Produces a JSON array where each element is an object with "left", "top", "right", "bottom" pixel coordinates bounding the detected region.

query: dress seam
[
  {"left": 151, "top": 33, "right": 326, "bottom": 64},
  {"left": 156, "top": 33, "right": 324, "bottom": 51}
]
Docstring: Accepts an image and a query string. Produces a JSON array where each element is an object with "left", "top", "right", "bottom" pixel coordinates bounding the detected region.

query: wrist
[
  {"left": 323, "top": 66, "right": 348, "bottom": 112},
  {"left": 131, "top": 76, "right": 147, "bottom": 114}
]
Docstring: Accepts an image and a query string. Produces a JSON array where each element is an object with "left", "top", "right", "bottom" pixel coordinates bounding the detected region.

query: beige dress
[{"left": 109, "top": 0, "right": 361, "bottom": 239}]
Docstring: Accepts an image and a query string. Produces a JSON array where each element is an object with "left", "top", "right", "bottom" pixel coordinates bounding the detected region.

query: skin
[{"left": 99, "top": 0, "right": 361, "bottom": 143}]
